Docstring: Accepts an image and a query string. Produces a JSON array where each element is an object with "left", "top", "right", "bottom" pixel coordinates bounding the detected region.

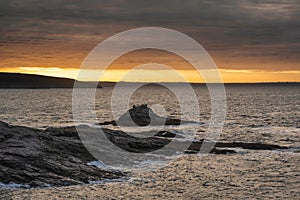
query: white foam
[
  {"left": 87, "top": 160, "right": 110, "bottom": 169},
  {"left": 0, "top": 182, "right": 30, "bottom": 189}
]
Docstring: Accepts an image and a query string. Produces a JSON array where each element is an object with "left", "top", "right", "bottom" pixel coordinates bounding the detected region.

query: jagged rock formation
[
  {"left": 99, "top": 104, "right": 198, "bottom": 127},
  {"left": 0, "top": 122, "right": 122, "bottom": 187}
]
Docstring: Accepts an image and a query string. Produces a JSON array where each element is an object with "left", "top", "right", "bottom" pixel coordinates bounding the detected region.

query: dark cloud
[{"left": 0, "top": 0, "right": 299, "bottom": 70}]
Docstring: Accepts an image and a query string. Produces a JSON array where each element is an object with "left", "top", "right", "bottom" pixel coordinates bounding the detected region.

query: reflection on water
[{"left": 0, "top": 85, "right": 299, "bottom": 145}]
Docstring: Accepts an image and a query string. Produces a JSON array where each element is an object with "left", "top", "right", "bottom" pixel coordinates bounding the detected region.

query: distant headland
[
  {"left": 0, "top": 72, "right": 299, "bottom": 89},
  {"left": 0, "top": 73, "right": 102, "bottom": 89}
]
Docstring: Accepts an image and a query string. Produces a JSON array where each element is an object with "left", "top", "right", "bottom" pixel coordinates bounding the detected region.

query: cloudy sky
[{"left": 0, "top": 0, "right": 299, "bottom": 82}]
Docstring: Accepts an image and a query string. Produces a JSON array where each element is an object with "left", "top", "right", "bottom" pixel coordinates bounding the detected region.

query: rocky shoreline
[
  {"left": 0, "top": 121, "right": 124, "bottom": 188},
  {"left": 0, "top": 119, "right": 291, "bottom": 188}
]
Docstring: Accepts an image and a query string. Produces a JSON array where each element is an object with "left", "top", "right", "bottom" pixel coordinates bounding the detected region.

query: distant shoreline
[
  {"left": 0, "top": 73, "right": 102, "bottom": 89},
  {"left": 0, "top": 72, "right": 299, "bottom": 89}
]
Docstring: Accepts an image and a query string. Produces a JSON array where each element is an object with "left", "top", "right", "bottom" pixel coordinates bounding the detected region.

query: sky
[{"left": 0, "top": 0, "right": 299, "bottom": 82}]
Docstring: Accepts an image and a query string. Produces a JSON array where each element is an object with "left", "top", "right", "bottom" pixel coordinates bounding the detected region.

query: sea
[
  {"left": 0, "top": 84, "right": 300, "bottom": 144},
  {"left": 1, "top": 84, "right": 299, "bottom": 128},
  {"left": 0, "top": 83, "right": 300, "bottom": 157},
  {"left": 0, "top": 84, "right": 299, "bottom": 171}
]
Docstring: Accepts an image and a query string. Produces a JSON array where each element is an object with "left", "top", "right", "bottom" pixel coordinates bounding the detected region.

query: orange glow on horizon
[
  {"left": 1, "top": 49, "right": 299, "bottom": 83},
  {"left": 1, "top": 67, "right": 299, "bottom": 83}
]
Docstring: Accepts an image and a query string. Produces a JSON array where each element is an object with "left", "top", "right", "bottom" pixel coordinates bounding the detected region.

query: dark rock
[
  {"left": 0, "top": 122, "right": 123, "bottom": 188},
  {"left": 184, "top": 150, "right": 199, "bottom": 154},
  {"left": 184, "top": 148, "right": 237, "bottom": 155},
  {"left": 187, "top": 140, "right": 288, "bottom": 153},
  {"left": 110, "top": 104, "right": 198, "bottom": 127},
  {"left": 215, "top": 141, "right": 288, "bottom": 150},
  {"left": 117, "top": 104, "right": 153, "bottom": 126},
  {"left": 104, "top": 129, "right": 171, "bottom": 153},
  {"left": 164, "top": 118, "right": 182, "bottom": 125},
  {"left": 98, "top": 120, "right": 117, "bottom": 126},
  {"left": 154, "top": 131, "right": 182, "bottom": 138},
  {"left": 0, "top": 120, "right": 290, "bottom": 188},
  {"left": 209, "top": 148, "right": 237, "bottom": 154}
]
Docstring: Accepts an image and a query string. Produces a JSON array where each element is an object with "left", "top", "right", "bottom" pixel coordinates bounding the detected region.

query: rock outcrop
[
  {"left": 0, "top": 122, "right": 123, "bottom": 188},
  {"left": 0, "top": 121, "right": 290, "bottom": 188},
  {"left": 99, "top": 104, "right": 198, "bottom": 127}
]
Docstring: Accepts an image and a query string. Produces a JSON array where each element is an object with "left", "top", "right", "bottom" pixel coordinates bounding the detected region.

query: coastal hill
[
  {"left": 0, "top": 73, "right": 299, "bottom": 89},
  {"left": 0, "top": 73, "right": 102, "bottom": 89}
]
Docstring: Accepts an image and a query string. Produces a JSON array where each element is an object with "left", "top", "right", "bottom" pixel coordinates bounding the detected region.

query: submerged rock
[
  {"left": 187, "top": 140, "right": 288, "bottom": 153},
  {"left": 184, "top": 148, "right": 237, "bottom": 155}
]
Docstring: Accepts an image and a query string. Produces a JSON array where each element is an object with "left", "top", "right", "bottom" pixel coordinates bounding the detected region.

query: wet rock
[
  {"left": 185, "top": 147, "right": 236, "bottom": 154},
  {"left": 99, "top": 120, "right": 117, "bottom": 126},
  {"left": 209, "top": 148, "right": 237, "bottom": 154},
  {"left": 0, "top": 122, "right": 123, "bottom": 188},
  {"left": 184, "top": 150, "right": 199, "bottom": 154},
  {"left": 187, "top": 140, "right": 288, "bottom": 152},
  {"left": 103, "top": 104, "right": 198, "bottom": 127},
  {"left": 215, "top": 141, "right": 288, "bottom": 150},
  {"left": 154, "top": 131, "right": 183, "bottom": 138},
  {"left": 104, "top": 129, "right": 171, "bottom": 153},
  {"left": 100, "top": 129, "right": 288, "bottom": 154},
  {"left": 0, "top": 120, "right": 290, "bottom": 188}
]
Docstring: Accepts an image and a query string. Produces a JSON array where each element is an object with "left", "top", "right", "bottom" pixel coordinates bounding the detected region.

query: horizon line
[{"left": 1, "top": 72, "right": 300, "bottom": 84}]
